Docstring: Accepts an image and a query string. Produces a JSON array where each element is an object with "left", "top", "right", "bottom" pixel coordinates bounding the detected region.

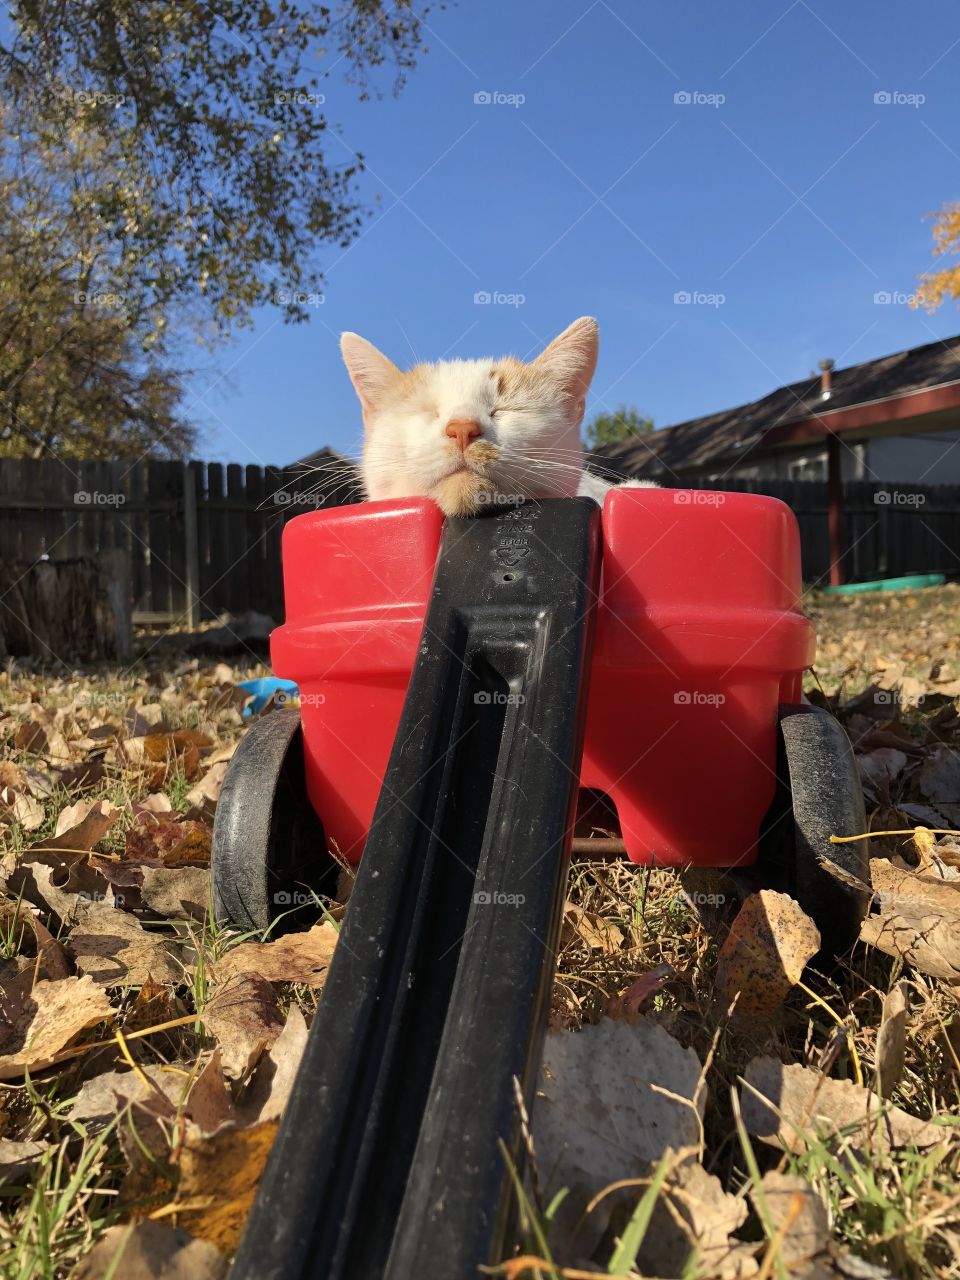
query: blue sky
[{"left": 133, "top": 4, "right": 960, "bottom": 461}]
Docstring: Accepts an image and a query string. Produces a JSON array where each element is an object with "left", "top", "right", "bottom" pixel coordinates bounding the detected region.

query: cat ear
[
  {"left": 533, "top": 317, "right": 599, "bottom": 399},
  {"left": 340, "top": 332, "right": 401, "bottom": 416}
]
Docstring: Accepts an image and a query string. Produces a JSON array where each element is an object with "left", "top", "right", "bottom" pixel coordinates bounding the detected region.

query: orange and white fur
[{"left": 340, "top": 317, "right": 655, "bottom": 516}]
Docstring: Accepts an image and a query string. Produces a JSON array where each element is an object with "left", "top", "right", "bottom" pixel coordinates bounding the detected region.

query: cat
[{"left": 339, "top": 317, "right": 656, "bottom": 517}]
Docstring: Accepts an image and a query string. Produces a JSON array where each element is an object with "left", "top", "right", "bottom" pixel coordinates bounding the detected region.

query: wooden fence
[
  {"left": 691, "top": 477, "right": 960, "bottom": 584},
  {"left": 0, "top": 457, "right": 360, "bottom": 625},
  {"left": 0, "top": 460, "right": 957, "bottom": 627}
]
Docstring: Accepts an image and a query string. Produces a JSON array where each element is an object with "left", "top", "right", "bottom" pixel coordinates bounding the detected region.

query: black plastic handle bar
[{"left": 230, "top": 497, "right": 602, "bottom": 1280}]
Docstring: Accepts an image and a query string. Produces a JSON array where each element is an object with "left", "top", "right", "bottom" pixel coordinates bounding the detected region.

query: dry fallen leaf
[
  {"left": 861, "top": 858, "right": 960, "bottom": 980},
  {"left": 209, "top": 921, "right": 338, "bottom": 988},
  {"left": 10, "top": 792, "right": 43, "bottom": 832},
  {"left": 0, "top": 975, "right": 113, "bottom": 1080},
  {"left": 0, "top": 1138, "right": 48, "bottom": 1181},
  {"left": 714, "top": 891, "right": 820, "bottom": 1020},
  {"left": 186, "top": 1050, "right": 235, "bottom": 1134},
  {"left": 641, "top": 1154, "right": 750, "bottom": 1278},
  {"left": 125, "top": 820, "right": 213, "bottom": 868},
  {"left": 68, "top": 903, "right": 182, "bottom": 986},
  {"left": 741, "top": 1056, "right": 944, "bottom": 1152},
  {"left": 202, "top": 972, "right": 285, "bottom": 1078},
  {"left": 74, "top": 1221, "right": 227, "bottom": 1280},
  {"left": 162, "top": 1119, "right": 280, "bottom": 1254},
  {"left": 754, "top": 1171, "right": 829, "bottom": 1264},
  {"left": 875, "top": 981, "right": 909, "bottom": 1098},
  {"left": 0, "top": 900, "right": 69, "bottom": 980},
  {"left": 237, "top": 1006, "right": 309, "bottom": 1125},
  {"left": 562, "top": 901, "right": 624, "bottom": 952},
  {"left": 534, "top": 1017, "right": 704, "bottom": 1260},
  {"left": 29, "top": 798, "right": 120, "bottom": 857},
  {"left": 121, "top": 730, "right": 214, "bottom": 787},
  {"left": 69, "top": 1067, "right": 188, "bottom": 1133}
]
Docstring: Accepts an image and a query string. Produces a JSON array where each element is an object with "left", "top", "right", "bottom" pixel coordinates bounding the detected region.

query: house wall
[{"left": 706, "top": 431, "right": 960, "bottom": 485}]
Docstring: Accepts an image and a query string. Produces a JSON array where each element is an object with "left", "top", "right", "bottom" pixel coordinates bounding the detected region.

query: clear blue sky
[{"left": 114, "top": 4, "right": 960, "bottom": 462}]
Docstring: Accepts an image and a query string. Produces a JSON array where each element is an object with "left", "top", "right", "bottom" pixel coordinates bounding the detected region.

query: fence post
[{"left": 183, "top": 463, "right": 201, "bottom": 628}]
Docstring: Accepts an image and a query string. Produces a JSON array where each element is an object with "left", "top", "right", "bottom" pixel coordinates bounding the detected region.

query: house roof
[{"left": 592, "top": 332, "right": 960, "bottom": 481}]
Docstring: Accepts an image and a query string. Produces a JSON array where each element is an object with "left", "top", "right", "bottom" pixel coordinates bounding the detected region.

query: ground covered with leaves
[{"left": 1, "top": 587, "right": 960, "bottom": 1279}]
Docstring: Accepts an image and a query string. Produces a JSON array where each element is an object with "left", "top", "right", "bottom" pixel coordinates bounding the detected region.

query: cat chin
[{"left": 431, "top": 470, "right": 495, "bottom": 517}]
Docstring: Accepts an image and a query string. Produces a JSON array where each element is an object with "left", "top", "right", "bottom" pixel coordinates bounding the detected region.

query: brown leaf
[
  {"left": 562, "top": 901, "right": 624, "bottom": 952},
  {"left": 202, "top": 972, "right": 285, "bottom": 1078},
  {"left": 876, "top": 981, "right": 909, "bottom": 1098},
  {"left": 641, "top": 1156, "right": 749, "bottom": 1278},
  {"left": 861, "top": 858, "right": 960, "bottom": 980},
  {"left": 184, "top": 762, "right": 229, "bottom": 820},
  {"left": 164, "top": 1119, "right": 280, "bottom": 1254},
  {"left": 69, "top": 1067, "right": 188, "bottom": 1133},
  {"left": 11, "top": 792, "right": 44, "bottom": 832},
  {"left": 0, "top": 975, "right": 113, "bottom": 1080},
  {"left": 0, "top": 1138, "right": 48, "bottom": 1180},
  {"left": 30, "top": 798, "right": 120, "bottom": 857},
  {"left": 715, "top": 891, "right": 820, "bottom": 1020},
  {"left": 14, "top": 714, "right": 72, "bottom": 765},
  {"left": 74, "top": 1221, "right": 227, "bottom": 1280},
  {"left": 138, "top": 865, "right": 210, "bottom": 921},
  {"left": 68, "top": 903, "right": 182, "bottom": 986},
  {"left": 186, "top": 1050, "right": 236, "bottom": 1134},
  {"left": 237, "top": 1006, "right": 309, "bottom": 1125},
  {"left": 210, "top": 921, "right": 338, "bottom": 989},
  {"left": 754, "top": 1171, "right": 829, "bottom": 1263},
  {"left": 741, "top": 1056, "right": 944, "bottom": 1152},
  {"left": 0, "top": 900, "right": 69, "bottom": 980},
  {"left": 121, "top": 730, "right": 213, "bottom": 786},
  {"left": 125, "top": 820, "right": 212, "bottom": 868}
]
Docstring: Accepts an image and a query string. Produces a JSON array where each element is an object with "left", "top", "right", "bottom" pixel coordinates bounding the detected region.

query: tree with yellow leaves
[{"left": 915, "top": 203, "right": 960, "bottom": 311}]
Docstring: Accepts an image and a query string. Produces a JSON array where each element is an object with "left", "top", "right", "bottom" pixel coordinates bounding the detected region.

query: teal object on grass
[
  {"left": 822, "top": 573, "right": 946, "bottom": 595},
  {"left": 237, "top": 677, "right": 300, "bottom": 717}
]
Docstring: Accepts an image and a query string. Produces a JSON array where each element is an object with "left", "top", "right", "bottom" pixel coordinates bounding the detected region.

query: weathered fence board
[{"left": 0, "top": 460, "right": 956, "bottom": 628}]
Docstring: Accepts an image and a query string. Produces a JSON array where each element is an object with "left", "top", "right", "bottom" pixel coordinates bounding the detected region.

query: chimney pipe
[{"left": 819, "top": 358, "right": 834, "bottom": 401}]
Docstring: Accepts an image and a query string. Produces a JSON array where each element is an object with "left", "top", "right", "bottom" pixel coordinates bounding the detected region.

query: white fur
[{"left": 340, "top": 318, "right": 656, "bottom": 516}]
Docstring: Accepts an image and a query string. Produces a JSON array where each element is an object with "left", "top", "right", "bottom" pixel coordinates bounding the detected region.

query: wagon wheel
[
  {"left": 212, "top": 708, "right": 333, "bottom": 933},
  {"left": 756, "top": 703, "right": 870, "bottom": 957}
]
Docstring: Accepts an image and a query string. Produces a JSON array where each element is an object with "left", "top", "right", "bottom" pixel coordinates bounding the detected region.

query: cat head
[{"left": 340, "top": 317, "right": 599, "bottom": 515}]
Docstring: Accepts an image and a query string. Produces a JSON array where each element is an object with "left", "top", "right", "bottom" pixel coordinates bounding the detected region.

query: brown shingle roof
[{"left": 592, "top": 332, "right": 960, "bottom": 481}]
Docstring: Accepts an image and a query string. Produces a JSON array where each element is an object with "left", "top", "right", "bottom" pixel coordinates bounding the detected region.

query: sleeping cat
[{"left": 339, "top": 317, "right": 655, "bottom": 516}]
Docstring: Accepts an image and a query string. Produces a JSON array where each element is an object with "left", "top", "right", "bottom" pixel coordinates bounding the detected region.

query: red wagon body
[{"left": 271, "top": 488, "right": 815, "bottom": 868}]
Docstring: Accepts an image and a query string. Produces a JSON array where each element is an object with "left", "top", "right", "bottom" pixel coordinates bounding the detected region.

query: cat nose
[{"left": 444, "top": 418, "right": 482, "bottom": 451}]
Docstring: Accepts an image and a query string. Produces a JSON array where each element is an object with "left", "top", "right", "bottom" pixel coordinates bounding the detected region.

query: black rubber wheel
[
  {"left": 756, "top": 703, "right": 870, "bottom": 957},
  {"left": 212, "top": 708, "right": 333, "bottom": 933}
]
